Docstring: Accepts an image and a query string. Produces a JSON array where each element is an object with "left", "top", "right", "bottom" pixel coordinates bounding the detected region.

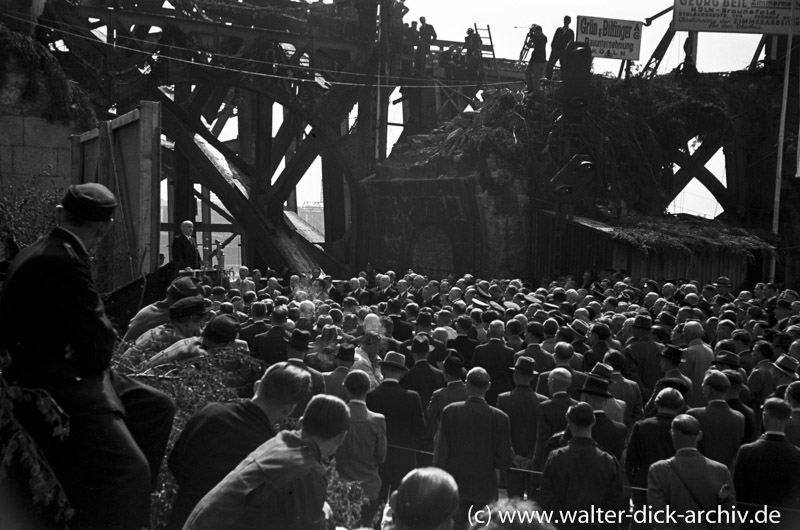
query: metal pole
[{"left": 770, "top": 31, "right": 794, "bottom": 282}]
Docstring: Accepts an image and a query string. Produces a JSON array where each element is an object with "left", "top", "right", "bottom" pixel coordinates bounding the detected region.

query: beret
[{"left": 61, "top": 183, "right": 117, "bottom": 222}]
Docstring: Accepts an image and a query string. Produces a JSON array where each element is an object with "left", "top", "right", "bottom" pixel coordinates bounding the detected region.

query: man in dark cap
[
  {"left": 426, "top": 352, "right": 468, "bottom": 434},
  {"left": 123, "top": 275, "right": 201, "bottom": 342},
  {"left": 434, "top": 367, "right": 514, "bottom": 528},
  {"left": 323, "top": 343, "right": 355, "bottom": 402},
  {"left": 0, "top": 183, "right": 175, "bottom": 530},
  {"left": 172, "top": 219, "right": 202, "bottom": 269},
  {"left": 167, "top": 362, "right": 311, "bottom": 529},
  {"left": 496, "top": 356, "right": 548, "bottom": 499},
  {"left": 539, "top": 402, "right": 624, "bottom": 529},
  {"left": 184, "top": 394, "right": 350, "bottom": 530},
  {"left": 122, "top": 296, "right": 209, "bottom": 366}
]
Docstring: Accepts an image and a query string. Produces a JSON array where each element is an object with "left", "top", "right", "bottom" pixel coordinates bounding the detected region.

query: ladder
[{"left": 473, "top": 23, "right": 502, "bottom": 84}]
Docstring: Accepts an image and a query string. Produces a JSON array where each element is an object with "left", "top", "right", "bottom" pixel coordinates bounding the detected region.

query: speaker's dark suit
[{"left": 171, "top": 233, "right": 201, "bottom": 269}]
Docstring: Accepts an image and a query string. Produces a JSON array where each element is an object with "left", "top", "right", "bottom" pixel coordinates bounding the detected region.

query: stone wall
[{"left": 0, "top": 115, "right": 73, "bottom": 194}]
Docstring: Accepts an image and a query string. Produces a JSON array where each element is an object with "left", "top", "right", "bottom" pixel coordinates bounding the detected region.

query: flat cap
[
  {"left": 169, "top": 296, "right": 209, "bottom": 320},
  {"left": 61, "top": 183, "right": 117, "bottom": 222}
]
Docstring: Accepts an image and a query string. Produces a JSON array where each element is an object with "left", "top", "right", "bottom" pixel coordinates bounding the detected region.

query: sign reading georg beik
[
  {"left": 576, "top": 16, "right": 642, "bottom": 60},
  {"left": 673, "top": 0, "right": 800, "bottom": 35}
]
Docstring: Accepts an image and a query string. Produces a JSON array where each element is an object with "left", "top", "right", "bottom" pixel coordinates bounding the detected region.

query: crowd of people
[{"left": 3, "top": 186, "right": 800, "bottom": 530}]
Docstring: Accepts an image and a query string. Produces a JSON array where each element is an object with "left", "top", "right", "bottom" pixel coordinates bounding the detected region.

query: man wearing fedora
[
  {"left": 687, "top": 370, "right": 745, "bottom": 471},
  {"left": 539, "top": 402, "right": 624, "bottom": 530},
  {"left": 285, "top": 329, "right": 326, "bottom": 419},
  {"left": 401, "top": 335, "right": 446, "bottom": 465},
  {"left": 624, "top": 314, "right": 664, "bottom": 402},
  {"left": 722, "top": 370, "right": 757, "bottom": 444},
  {"left": 434, "top": 367, "right": 514, "bottom": 529},
  {"left": 471, "top": 320, "right": 516, "bottom": 406},
  {"left": 769, "top": 354, "right": 800, "bottom": 400},
  {"left": 577, "top": 364, "right": 628, "bottom": 462},
  {"left": 426, "top": 352, "right": 468, "bottom": 435},
  {"left": 366, "top": 351, "right": 426, "bottom": 500},
  {"left": 496, "top": 356, "right": 548, "bottom": 499},
  {"left": 336, "top": 370, "right": 387, "bottom": 527},
  {"left": 323, "top": 344, "right": 356, "bottom": 402}
]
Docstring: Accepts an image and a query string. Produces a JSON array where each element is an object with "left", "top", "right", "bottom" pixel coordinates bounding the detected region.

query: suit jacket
[
  {"left": 496, "top": 385, "right": 548, "bottom": 459},
  {"left": 0, "top": 227, "right": 118, "bottom": 414},
  {"left": 400, "top": 360, "right": 446, "bottom": 410},
  {"left": 748, "top": 359, "right": 776, "bottom": 408},
  {"left": 172, "top": 233, "right": 201, "bottom": 269},
  {"left": 335, "top": 400, "right": 387, "bottom": 500},
  {"left": 366, "top": 381, "right": 426, "bottom": 492},
  {"left": 624, "top": 336, "right": 664, "bottom": 400},
  {"left": 433, "top": 396, "right": 514, "bottom": 504},
  {"left": 583, "top": 341, "right": 611, "bottom": 373},
  {"left": 625, "top": 413, "right": 676, "bottom": 492},
  {"left": 680, "top": 339, "right": 714, "bottom": 407},
  {"left": 648, "top": 448, "right": 736, "bottom": 530},
  {"left": 515, "top": 344, "right": 556, "bottom": 374},
  {"left": 788, "top": 409, "right": 800, "bottom": 448},
  {"left": 471, "top": 338, "right": 515, "bottom": 405},
  {"left": 239, "top": 321, "right": 270, "bottom": 351},
  {"left": 374, "top": 286, "right": 398, "bottom": 305},
  {"left": 609, "top": 372, "right": 644, "bottom": 427},
  {"left": 448, "top": 335, "right": 479, "bottom": 367},
  {"left": 536, "top": 366, "right": 588, "bottom": 401},
  {"left": 350, "top": 287, "right": 371, "bottom": 307},
  {"left": 540, "top": 437, "right": 624, "bottom": 529},
  {"left": 252, "top": 325, "right": 289, "bottom": 364},
  {"left": 688, "top": 400, "right": 745, "bottom": 470},
  {"left": 591, "top": 411, "right": 628, "bottom": 462},
  {"left": 532, "top": 392, "right": 577, "bottom": 471},
  {"left": 323, "top": 366, "right": 351, "bottom": 402},
  {"left": 426, "top": 380, "right": 468, "bottom": 434},
  {"left": 734, "top": 433, "right": 800, "bottom": 529},
  {"left": 727, "top": 398, "right": 757, "bottom": 444}
]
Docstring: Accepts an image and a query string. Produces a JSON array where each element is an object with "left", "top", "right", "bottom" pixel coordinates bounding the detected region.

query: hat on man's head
[
  {"left": 489, "top": 301, "right": 505, "bottom": 313},
  {"left": 776, "top": 299, "right": 792, "bottom": 311},
  {"left": 411, "top": 334, "right": 435, "bottom": 355},
  {"left": 416, "top": 312, "right": 433, "bottom": 328},
  {"left": 532, "top": 309, "right": 549, "bottom": 323},
  {"left": 335, "top": 343, "right": 356, "bottom": 363},
  {"left": 169, "top": 296, "right": 210, "bottom": 320},
  {"left": 774, "top": 332, "right": 794, "bottom": 350},
  {"left": 443, "top": 351, "right": 465, "bottom": 374},
  {"left": 475, "top": 284, "right": 491, "bottom": 300},
  {"left": 656, "top": 312, "right": 677, "bottom": 328},
  {"left": 578, "top": 374, "right": 613, "bottom": 398},
  {"left": 658, "top": 345, "right": 686, "bottom": 364},
  {"left": 504, "top": 301, "right": 521, "bottom": 313},
  {"left": 381, "top": 351, "right": 409, "bottom": 373},
  {"left": 567, "top": 319, "right": 590, "bottom": 338},
  {"left": 714, "top": 277, "right": 732, "bottom": 287},
  {"left": 588, "top": 362, "right": 614, "bottom": 381},
  {"left": 202, "top": 314, "right": 239, "bottom": 344},
  {"left": 471, "top": 299, "right": 490, "bottom": 310},
  {"left": 631, "top": 314, "right": 653, "bottom": 330},
  {"left": 61, "top": 183, "right": 117, "bottom": 222},
  {"left": 511, "top": 356, "right": 536, "bottom": 376},
  {"left": 712, "top": 352, "right": 741, "bottom": 369},
  {"left": 168, "top": 276, "right": 201, "bottom": 299},
  {"left": 387, "top": 298, "right": 403, "bottom": 315},
  {"left": 772, "top": 354, "right": 800, "bottom": 380},
  {"left": 285, "top": 329, "right": 311, "bottom": 350}
]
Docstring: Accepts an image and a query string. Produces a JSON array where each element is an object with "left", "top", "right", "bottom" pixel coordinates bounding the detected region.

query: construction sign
[
  {"left": 576, "top": 16, "right": 642, "bottom": 60},
  {"left": 674, "top": 0, "right": 800, "bottom": 35}
]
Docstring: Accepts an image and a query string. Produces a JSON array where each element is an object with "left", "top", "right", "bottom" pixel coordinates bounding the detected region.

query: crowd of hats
[{"left": 159, "top": 268, "right": 800, "bottom": 386}]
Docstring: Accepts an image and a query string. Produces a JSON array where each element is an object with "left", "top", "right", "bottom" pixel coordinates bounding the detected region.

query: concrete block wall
[{"left": 0, "top": 116, "right": 73, "bottom": 195}]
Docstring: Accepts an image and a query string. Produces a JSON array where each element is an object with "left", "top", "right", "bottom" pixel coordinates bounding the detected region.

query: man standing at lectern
[{"left": 172, "top": 220, "right": 202, "bottom": 269}]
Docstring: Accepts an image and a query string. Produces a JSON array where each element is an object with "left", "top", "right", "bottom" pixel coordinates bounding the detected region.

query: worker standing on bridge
[
  {"left": 546, "top": 15, "right": 574, "bottom": 80},
  {"left": 416, "top": 16, "right": 437, "bottom": 71},
  {"left": 525, "top": 24, "right": 547, "bottom": 94}
]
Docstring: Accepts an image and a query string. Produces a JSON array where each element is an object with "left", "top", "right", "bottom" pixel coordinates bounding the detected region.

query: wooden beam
[
  {"left": 268, "top": 133, "right": 322, "bottom": 213},
  {"left": 193, "top": 188, "right": 236, "bottom": 224},
  {"left": 137, "top": 101, "right": 161, "bottom": 275}
]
